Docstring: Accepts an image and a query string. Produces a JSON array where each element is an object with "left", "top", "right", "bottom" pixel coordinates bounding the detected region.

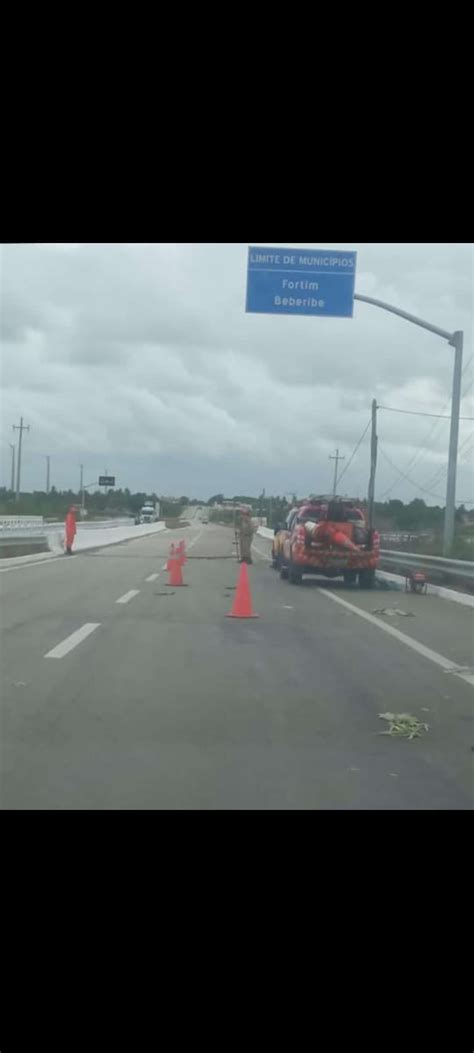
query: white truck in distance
[{"left": 137, "top": 502, "right": 160, "bottom": 524}]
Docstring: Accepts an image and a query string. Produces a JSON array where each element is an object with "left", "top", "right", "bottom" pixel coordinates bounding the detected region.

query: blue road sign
[{"left": 246, "top": 246, "right": 357, "bottom": 318}]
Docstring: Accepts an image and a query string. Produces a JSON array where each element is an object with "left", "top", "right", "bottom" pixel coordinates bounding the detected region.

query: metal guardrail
[
  {"left": 0, "top": 516, "right": 44, "bottom": 532},
  {"left": 0, "top": 517, "right": 134, "bottom": 538},
  {"left": 379, "top": 549, "right": 474, "bottom": 580},
  {"left": 256, "top": 529, "right": 474, "bottom": 581}
]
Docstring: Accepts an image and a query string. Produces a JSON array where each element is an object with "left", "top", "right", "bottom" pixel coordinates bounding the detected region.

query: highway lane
[{"left": 1, "top": 522, "right": 472, "bottom": 809}]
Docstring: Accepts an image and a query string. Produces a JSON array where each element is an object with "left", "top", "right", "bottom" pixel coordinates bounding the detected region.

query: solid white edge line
[
  {"left": 376, "top": 570, "right": 474, "bottom": 608},
  {"left": 116, "top": 589, "right": 140, "bottom": 604},
  {"left": 317, "top": 588, "right": 474, "bottom": 689},
  {"left": 45, "top": 623, "right": 101, "bottom": 659}
]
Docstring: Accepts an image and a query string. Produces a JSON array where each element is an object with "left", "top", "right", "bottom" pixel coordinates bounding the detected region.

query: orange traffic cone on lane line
[
  {"left": 226, "top": 562, "right": 258, "bottom": 619},
  {"left": 167, "top": 556, "right": 185, "bottom": 586},
  {"left": 165, "top": 547, "right": 187, "bottom": 589},
  {"left": 167, "top": 543, "right": 176, "bottom": 570}
]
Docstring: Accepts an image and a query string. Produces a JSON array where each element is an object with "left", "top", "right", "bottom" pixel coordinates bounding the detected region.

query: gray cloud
[{"left": 1, "top": 242, "right": 472, "bottom": 502}]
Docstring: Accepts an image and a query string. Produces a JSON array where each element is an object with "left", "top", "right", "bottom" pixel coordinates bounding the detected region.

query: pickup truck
[
  {"left": 279, "top": 498, "right": 379, "bottom": 588},
  {"left": 271, "top": 506, "right": 303, "bottom": 568}
]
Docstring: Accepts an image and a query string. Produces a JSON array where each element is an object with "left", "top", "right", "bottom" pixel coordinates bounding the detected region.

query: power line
[
  {"left": 378, "top": 360, "right": 473, "bottom": 501},
  {"left": 378, "top": 391, "right": 463, "bottom": 500},
  {"left": 337, "top": 419, "right": 371, "bottom": 487},
  {"left": 420, "top": 430, "right": 474, "bottom": 491},
  {"left": 378, "top": 405, "right": 474, "bottom": 420},
  {"left": 378, "top": 445, "right": 445, "bottom": 500},
  {"left": 461, "top": 353, "right": 473, "bottom": 379},
  {"left": 379, "top": 399, "right": 451, "bottom": 499}
]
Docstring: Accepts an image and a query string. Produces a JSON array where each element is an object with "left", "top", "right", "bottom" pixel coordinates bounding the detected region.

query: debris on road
[
  {"left": 378, "top": 713, "right": 429, "bottom": 739},
  {"left": 443, "top": 666, "right": 474, "bottom": 676},
  {"left": 372, "top": 608, "right": 415, "bottom": 617}
]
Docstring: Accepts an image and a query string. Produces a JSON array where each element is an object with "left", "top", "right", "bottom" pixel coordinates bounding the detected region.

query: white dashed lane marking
[
  {"left": 44, "top": 623, "right": 101, "bottom": 659},
  {"left": 116, "top": 589, "right": 140, "bottom": 605},
  {"left": 145, "top": 573, "right": 159, "bottom": 582}
]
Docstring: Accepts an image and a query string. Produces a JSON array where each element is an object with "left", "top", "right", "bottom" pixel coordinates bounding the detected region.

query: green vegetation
[
  {"left": 2, "top": 487, "right": 472, "bottom": 557},
  {"left": 207, "top": 494, "right": 474, "bottom": 559},
  {"left": 0, "top": 488, "right": 181, "bottom": 521},
  {"left": 208, "top": 509, "right": 235, "bottom": 525}
]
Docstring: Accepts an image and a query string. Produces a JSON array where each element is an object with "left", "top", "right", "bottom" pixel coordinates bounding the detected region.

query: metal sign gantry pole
[{"left": 354, "top": 294, "right": 463, "bottom": 556}]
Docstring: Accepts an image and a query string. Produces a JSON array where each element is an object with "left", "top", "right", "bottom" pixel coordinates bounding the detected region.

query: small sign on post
[
  {"left": 98, "top": 476, "right": 115, "bottom": 487},
  {"left": 246, "top": 246, "right": 357, "bottom": 318}
]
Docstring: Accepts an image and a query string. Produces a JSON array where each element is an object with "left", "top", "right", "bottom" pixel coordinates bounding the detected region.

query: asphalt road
[{"left": 1, "top": 521, "right": 473, "bottom": 809}]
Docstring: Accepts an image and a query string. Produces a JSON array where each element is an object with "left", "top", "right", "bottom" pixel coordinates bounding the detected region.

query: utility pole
[
  {"left": 367, "top": 399, "right": 378, "bottom": 530},
  {"left": 80, "top": 464, "right": 85, "bottom": 513},
  {"left": 444, "top": 331, "right": 463, "bottom": 554},
  {"left": 12, "top": 418, "right": 30, "bottom": 502},
  {"left": 45, "top": 455, "right": 51, "bottom": 494},
  {"left": 9, "top": 444, "right": 16, "bottom": 493},
  {"left": 330, "top": 449, "right": 345, "bottom": 497}
]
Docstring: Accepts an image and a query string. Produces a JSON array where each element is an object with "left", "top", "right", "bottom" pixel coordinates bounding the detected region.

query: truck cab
[
  {"left": 271, "top": 507, "right": 297, "bottom": 569},
  {"left": 140, "top": 505, "right": 157, "bottom": 524}
]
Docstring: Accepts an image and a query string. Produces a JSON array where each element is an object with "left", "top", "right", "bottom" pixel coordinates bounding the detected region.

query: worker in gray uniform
[{"left": 238, "top": 507, "right": 254, "bottom": 564}]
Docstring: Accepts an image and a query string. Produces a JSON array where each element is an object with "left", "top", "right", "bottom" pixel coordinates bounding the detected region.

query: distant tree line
[
  {"left": 205, "top": 494, "right": 473, "bottom": 534},
  {"left": 0, "top": 487, "right": 182, "bottom": 521},
  {"left": 1, "top": 487, "right": 471, "bottom": 534}
]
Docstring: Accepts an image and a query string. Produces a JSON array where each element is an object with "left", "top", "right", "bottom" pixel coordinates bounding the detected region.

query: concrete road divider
[{"left": 1, "top": 521, "right": 168, "bottom": 570}]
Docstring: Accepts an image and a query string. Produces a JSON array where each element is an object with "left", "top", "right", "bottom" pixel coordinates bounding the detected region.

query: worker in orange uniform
[
  {"left": 238, "top": 507, "right": 254, "bottom": 564},
  {"left": 64, "top": 506, "right": 77, "bottom": 555}
]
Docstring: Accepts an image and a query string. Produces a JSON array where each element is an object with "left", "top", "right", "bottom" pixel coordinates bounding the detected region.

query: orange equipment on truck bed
[{"left": 279, "top": 498, "right": 380, "bottom": 588}]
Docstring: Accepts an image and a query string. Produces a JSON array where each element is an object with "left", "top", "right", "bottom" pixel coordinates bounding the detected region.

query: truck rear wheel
[
  {"left": 280, "top": 562, "right": 289, "bottom": 580},
  {"left": 271, "top": 548, "right": 279, "bottom": 569},
  {"left": 288, "top": 562, "right": 302, "bottom": 585},
  {"left": 359, "top": 568, "right": 376, "bottom": 589},
  {"left": 343, "top": 570, "right": 357, "bottom": 586}
]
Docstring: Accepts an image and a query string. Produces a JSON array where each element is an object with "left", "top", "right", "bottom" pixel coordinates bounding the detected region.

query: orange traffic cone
[
  {"left": 167, "top": 543, "right": 176, "bottom": 570},
  {"left": 177, "top": 539, "right": 186, "bottom": 565},
  {"left": 167, "top": 555, "right": 185, "bottom": 587},
  {"left": 225, "top": 562, "right": 258, "bottom": 618},
  {"left": 331, "top": 529, "right": 358, "bottom": 551}
]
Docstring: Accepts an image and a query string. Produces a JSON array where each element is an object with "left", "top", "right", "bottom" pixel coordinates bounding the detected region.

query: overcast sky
[{"left": 1, "top": 243, "right": 472, "bottom": 504}]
